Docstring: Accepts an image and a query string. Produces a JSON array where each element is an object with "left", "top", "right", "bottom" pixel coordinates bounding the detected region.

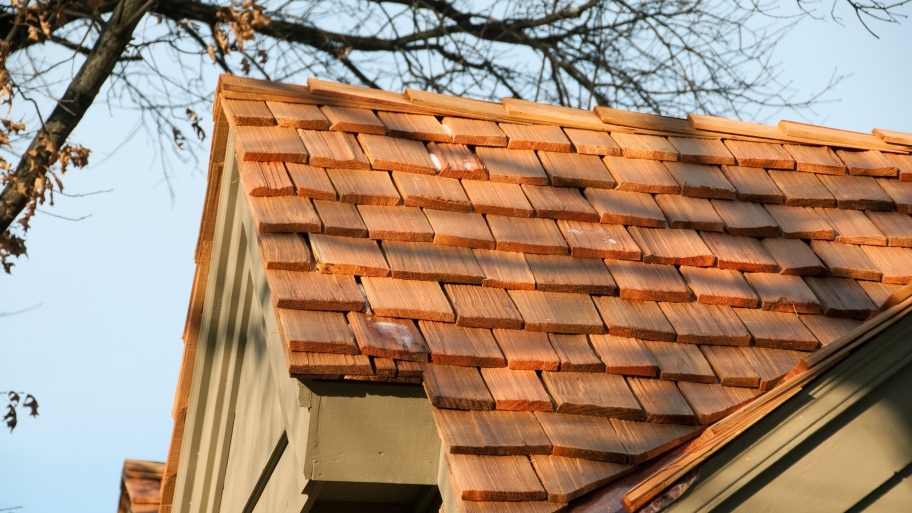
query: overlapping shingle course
[{"left": 174, "top": 75, "right": 912, "bottom": 512}]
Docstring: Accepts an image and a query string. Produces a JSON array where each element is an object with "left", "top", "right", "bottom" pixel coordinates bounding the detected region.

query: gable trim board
[{"left": 154, "top": 75, "right": 912, "bottom": 513}]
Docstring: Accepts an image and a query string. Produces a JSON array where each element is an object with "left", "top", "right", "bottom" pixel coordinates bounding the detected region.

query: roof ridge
[{"left": 217, "top": 75, "right": 912, "bottom": 153}]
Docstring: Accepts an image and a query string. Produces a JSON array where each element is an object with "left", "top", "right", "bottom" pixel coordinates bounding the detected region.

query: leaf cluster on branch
[
  {"left": 2, "top": 390, "right": 39, "bottom": 432},
  {"left": 0, "top": 0, "right": 909, "bottom": 272}
]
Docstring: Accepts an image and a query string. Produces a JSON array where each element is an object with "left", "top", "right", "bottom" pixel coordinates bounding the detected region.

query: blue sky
[{"left": 1, "top": 8, "right": 911, "bottom": 512}]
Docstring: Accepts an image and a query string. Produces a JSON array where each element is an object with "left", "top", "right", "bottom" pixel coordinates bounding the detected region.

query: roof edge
[{"left": 621, "top": 283, "right": 912, "bottom": 511}]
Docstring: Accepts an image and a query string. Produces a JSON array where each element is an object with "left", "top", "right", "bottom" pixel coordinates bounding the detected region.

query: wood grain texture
[
  {"left": 424, "top": 209, "right": 495, "bottom": 249},
  {"left": 265, "top": 101, "right": 330, "bottom": 129},
  {"left": 815, "top": 207, "right": 888, "bottom": 246},
  {"left": 768, "top": 170, "right": 836, "bottom": 207},
  {"left": 503, "top": 97, "right": 605, "bottom": 130},
  {"left": 420, "top": 321, "right": 505, "bottom": 367},
  {"left": 548, "top": 333, "right": 605, "bottom": 372},
  {"left": 743, "top": 272, "right": 822, "bottom": 314},
  {"left": 739, "top": 346, "right": 804, "bottom": 391},
  {"left": 610, "top": 132, "right": 679, "bottom": 161},
  {"left": 765, "top": 204, "right": 835, "bottom": 240},
  {"left": 237, "top": 160, "right": 294, "bottom": 197},
  {"left": 664, "top": 162, "right": 737, "bottom": 199},
  {"left": 588, "top": 334, "right": 659, "bottom": 377},
  {"left": 256, "top": 232, "right": 314, "bottom": 271},
  {"left": 473, "top": 249, "right": 536, "bottom": 290},
  {"left": 392, "top": 172, "right": 472, "bottom": 211},
  {"left": 628, "top": 227, "right": 715, "bottom": 266},
  {"left": 563, "top": 128, "right": 622, "bottom": 156},
  {"left": 804, "top": 276, "right": 876, "bottom": 320},
  {"left": 557, "top": 220, "right": 641, "bottom": 260},
  {"left": 358, "top": 205, "right": 433, "bottom": 241},
  {"left": 836, "top": 149, "right": 897, "bottom": 177},
  {"left": 679, "top": 266, "right": 759, "bottom": 308},
  {"left": 884, "top": 153, "right": 912, "bottom": 182},
  {"left": 659, "top": 302, "right": 750, "bottom": 346},
  {"left": 540, "top": 371, "right": 644, "bottom": 419},
  {"left": 265, "top": 270, "right": 364, "bottom": 311},
  {"left": 286, "top": 352, "right": 373, "bottom": 377},
  {"left": 700, "top": 232, "right": 779, "bottom": 272},
  {"left": 856, "top": 280, "right": 901, "bottom": 308},
  {"left": 521, "top": 184, "right": 599, "bottom": 221},
  {"left": 760, "top": 238, "right": 827, "bottom": 276},
  {"left": 476, "top": 146, "right": 549, "bottom": 184},
  {"left": 383, "top": 240, "right": 484, "bottom": 283},
  {"left": 326, "top": 168, "right": 401, "bottom": 205},
  {"left": 677, "top": 382, "right": 757, "bottom": 424},
  {"left": 733, "top": 308, "right": 820, "bottom": 351},
  {"left": 627, "top": 377, "right": 697, "bottom": 424},
  {"left": 782, "top": 143, "right": 846, "bottom": 174},
  {"left": 423, "top": 364, "right": 495, "bottom": 410},
  {"left": 446, "top": 454, "right": 547, "bottom": 502},
  {"left": 643, "top": 341, "right": 716, "bottom": 384},
  {"left": 462, "top": 180, "right": 534, "bottom": 217},
  {"left": 487, "top": 215, "right": 569, "bottom": 255},
  {"left": 798, "top": 315, "right": 862, "bottom": 347},
  {"left": 312, "top": 199, "right": 368, "bottom": 237},
  {"left": 602, "top": 156, "right": 679, "bottom": 194},
  {"left": 817, "top": 174, "right": 893, "bottom": 210},
  {"left": 246, "top": 195, "right": 322, "bottom": 233},
  {"left": 699, "top": 345, "right": 761, "bottom": 387},
  {"left": 222, "top": 99, "right": 276, "bottom": 126},
  {"left": 584, "top": 188, "right": 667, "bottom": 227},
  {"left": 492, "top": 329, "right": 561, "bottom": 371},
  {"left": 809, "top": 240, "right": 881, "bottom": 281},
  {"left": 432, "top": 409, "right": 551, "bottom": 456},
  {"left": 531, "top": 454, "right": 632, "bottom": 503},
  {"left": 711, "top": 199, "right": 780, "bottom": 237},
  {"left": 861, "top": 245, "right": 912, "bottom": 284},
  {"left": 320, "top": 105, "right": 387, "bottom": 134},
  {"left": 446, "top": 284, "right": 524, "bottom": 329},
  {"left": 508, "top": 290, "right": 605, "bottom": 334},
  {"left": 539, "top": 151, "right": 617, "bottom": 188},
  {"left": 276, "top": 309, "right": 358, "bottom": 353},
  {"left": 667, "top": 136, "right": 735, "bottom": 165},
  {"left": 361, "top": 277, "right": 454, "bottom": 321},
  {"left": 654, "top": 194, "right": 724, "bottom": 232},
  {"left": 604, "top": 259, "right": 692, "bottom": 303},
  {"left": 609, "top": 418, "right": 701, "bottom": 464},
  {"left": 358, "top": 133, "right": 437, "bottom": 174},
  {"left": 439, "top": 117, "right": 508, "bottom": 146},
  {"left": 525, "top": 254, "right": 617, "bottom": 295},
  {"left": 723, "top": 140, "right": 795, "bottom": 169},
  {"left": 377, "top": 111, "right": 453, "bottom": 142},
  {"left": 877, "top": 178, "right": 912, "bottom": 213},
  {"left": 232, "top": 125, "right": 308, "bottom": 162},
  {"left": 720, "top": 165, "right": 785, "bottom": 203},
  {"left": 499, "top": 123, "right": 572, "bottom": 152},
  {"left": 308, "top": 233, "right": 389, "bottom": 276},
  {"left": 533, "top": 412, "right": 627, "bottom": 462},
  {"left": 865, "top": 211, "right": 912, "bottom": 247},
  {"left": 593, "top": 296, "right": 676, "bottom": 342},
  {"left": 427, "top": 141, "right": 488, "bottom": 179},
  {"left": 480, "top": 367, "right": 553, "bottom": 411},
  {"left": 298, "top": 129, "right": 371, "bottom": 169},
  {"left": 285, "top": 162, "right": 337, "bottom": 200},
  {"left": 347, "top": 312, "right": 430, "bottom": 362}
]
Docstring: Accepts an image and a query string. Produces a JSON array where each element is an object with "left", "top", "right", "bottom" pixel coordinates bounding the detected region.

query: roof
[
  {"left": 165, "top": 74, "right": 912, "bottom": 512},
  {"left": 118, "top": 459, "right": 163, "bottom": 513}
]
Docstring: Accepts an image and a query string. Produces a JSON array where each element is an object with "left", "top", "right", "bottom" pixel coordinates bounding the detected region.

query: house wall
[
  {"left": 172, "top": 137, "right": 443, "bottom": 513},
  {"left": 665, "top": 313, "right": 912, "bottom": 513}
]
